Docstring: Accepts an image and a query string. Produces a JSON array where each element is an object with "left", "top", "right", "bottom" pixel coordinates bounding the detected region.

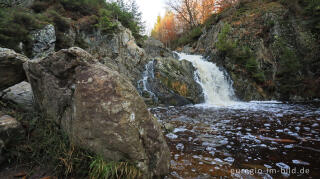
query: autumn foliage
[{"left": 151, "top": 0, "right": 239, "bottom": 47}]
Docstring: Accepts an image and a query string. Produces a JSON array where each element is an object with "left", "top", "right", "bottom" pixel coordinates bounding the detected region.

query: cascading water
[
  {"left": 137, "top": 60, "right": 158, "bottom": 101},
  {"left": 176, "top": 52, "right": 236, "bottom": 106}
]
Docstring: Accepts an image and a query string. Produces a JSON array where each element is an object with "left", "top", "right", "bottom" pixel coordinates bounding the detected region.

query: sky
[{"left": 135, "top": 0, "right": 167, "bottom": 35}]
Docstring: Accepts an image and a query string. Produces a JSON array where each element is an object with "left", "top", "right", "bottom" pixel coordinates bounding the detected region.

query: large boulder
[
  {"left": 137, "top": 57, "right": 204, "bottom": 106},
  {"left": 23, "top": 47, "right": 170, "bottom": 177},
  {"left": 31, "top": 24, "right": 56, "bottom": 59},
  {"left": 0, "top": 48, "right": 28, "bottom": 91}
]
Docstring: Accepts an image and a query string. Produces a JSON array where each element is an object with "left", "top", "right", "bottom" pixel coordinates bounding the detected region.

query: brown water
[{"left": 151, "top": 102, "right": 320, "bottom": 179}]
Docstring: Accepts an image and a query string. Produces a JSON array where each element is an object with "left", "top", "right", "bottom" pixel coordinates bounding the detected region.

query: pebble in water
[
  {"left": 276, "top": 162, "right": 290, "bottom": 170},
  {"left": 176, "top": 143, "right": 184, "bottom": 151},
  {"left": 292, "top": 160, "right": 310, "bottom": 165},
  {"left": 166, "top": 133, "right": 178, "bottom": 139}
]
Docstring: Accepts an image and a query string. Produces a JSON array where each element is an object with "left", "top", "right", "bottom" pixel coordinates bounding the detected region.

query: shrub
[
  {"left": 47, "top": 10, "right": 71, "bottom": 32},
  {"left": 0, "top": 8, "right": 47, "bottom": 56},
  {"left": 96, "top": 9, "right": 118, "bottom": 34},
  {"left": 103, "top": 2, "right": 142, "bottom": 39},
  {"left": 245, "top": 56, "right": 258, "bottom": 73},
  {"left": 171, "top": 25, "right": 203, "bottom": 48},
  {"left": 60, "top": 0, "right": 106, "bottom": 16},
  {"left": 190, "top": 26, "right": 203, "bottom": 40},
  {"left": 253, "top": 71, "right": 266, "bottom": 83},
  {"left": 31, "top": 0, "right": 52, "bottom": 13},
  {"left": 273, "top": 36, "right": 302, "bottom": 98},
  {"left": 216, "top": 23, "right": 236, "bottom": 52},
  {"left": 203, "top": 14, "right": 219, "bottom": 29}
]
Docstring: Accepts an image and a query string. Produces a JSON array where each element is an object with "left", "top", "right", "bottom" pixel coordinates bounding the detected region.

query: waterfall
[
  {"left": 137, "top": 60, "right": 158, "bottom": 101},
  {"left": 177, "top": 53, "right": 236, "bottom": 106}
]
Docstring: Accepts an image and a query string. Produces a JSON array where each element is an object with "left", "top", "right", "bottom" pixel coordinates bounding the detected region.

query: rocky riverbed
[{"left": 151, "top": 102, "right": 320, "bottom": 178}]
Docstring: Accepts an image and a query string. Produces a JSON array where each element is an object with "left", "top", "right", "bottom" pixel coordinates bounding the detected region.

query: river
[{"left": 151, "top": 53, "right": 320, "bottom": 178}]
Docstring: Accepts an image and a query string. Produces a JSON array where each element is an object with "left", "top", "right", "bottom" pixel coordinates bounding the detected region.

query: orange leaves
[
  {"left": 151, "top": 11, "right": 177, "bottom": 47},
  {"left": 171, "top": 81, "right": 188, "bottom": 96},
  {"left": 152, "top": 0, "right": 240, "bottom": 46}
]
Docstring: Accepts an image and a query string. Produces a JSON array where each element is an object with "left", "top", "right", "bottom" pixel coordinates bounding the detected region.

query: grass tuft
[{"left": 89, "top": 156, "right": 142, "bottom": 179}]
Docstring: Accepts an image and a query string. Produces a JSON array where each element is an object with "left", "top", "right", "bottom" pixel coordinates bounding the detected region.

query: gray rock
[
  {"left": 23, "top": 47, "right": 170, "bottom": 178},
  {"left": 182, "top": 45, "right": 195, "bottom": 54},
  {"left": 143, "top": 37, "right": 176, "bottom": 58},
  {"left": 2, "top": 82, "right": 34, "bottom": 111},
  {"left": 31, "top": 24, "right": 56, "bottom": 59},
  {"left": 137, "top": 57, "right": 204, "bottom": 106},
  {"left": 0, "top": 48, "right": 28, "bottom": 91}
]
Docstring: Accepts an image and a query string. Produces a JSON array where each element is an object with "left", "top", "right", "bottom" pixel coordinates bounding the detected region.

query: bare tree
[{"left": 166, "top": 0, "right": 200, "bottom": 29}]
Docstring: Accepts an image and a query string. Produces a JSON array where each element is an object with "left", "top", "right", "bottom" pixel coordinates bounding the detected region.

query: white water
[
  {"left": 137, "top": 60, "right": 158, "bottom": 101},
  {"left": 177, "top": 53, "right": 236, "bottom": 106}
]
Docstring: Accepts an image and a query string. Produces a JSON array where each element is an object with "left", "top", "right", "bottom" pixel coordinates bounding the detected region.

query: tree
[
  {"left": 151, "top": 12, "right": 177, "bottom": 47},
  {"left": 166, "top": 0, "right": 200, "bottom": 29},
  {"left": 129, "top": 0, "right": 145, "bottom": 34},
  {"left": 199, "top": 0, "right": 217, "bottom": 23}
]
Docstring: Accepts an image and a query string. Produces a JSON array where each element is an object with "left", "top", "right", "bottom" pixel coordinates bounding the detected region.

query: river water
[{"left": 150, "top": 53, "right": 320, "bottom": 178}]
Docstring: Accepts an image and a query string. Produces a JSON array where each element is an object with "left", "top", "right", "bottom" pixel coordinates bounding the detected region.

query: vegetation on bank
[
  {"left": 153, "top": 0, "right": 319, "bottom": 100},
  {"left": 0, "top": 101, "right": 141, "bottom": 178},
  {"left": 0, "top": 0, "right": 145, "bottom": 56},
  {"left": 165, "top": 0, "right": 320, "bottom": 49}
]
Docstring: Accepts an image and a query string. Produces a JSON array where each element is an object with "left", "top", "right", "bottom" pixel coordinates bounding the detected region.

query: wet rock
[
  {"left": 164, "top": 123, "right": 175, "bottom": 132},
  {"left": 143, "top": 37, "right": 177, "bottom": 58},
  {"left": 31, "top": 24, "right": 56, "bottom": 59},
  {"left": 0, "top": 48, "right": 28, "bottom": 91},
  {"left": 2, "top": 82, "right": 34, "bottom": 111},
  {"left": 138, "top": 57, "right": 204, "bottom": 106},
  {"left": 23, "top": 47, "right": 170, "bottom": 177},
  {"left": 182, "top": 45, "right": 195, "bottom": 54},
  {"left": 0, "top": 115, "right": 23, "bottom": 164}
]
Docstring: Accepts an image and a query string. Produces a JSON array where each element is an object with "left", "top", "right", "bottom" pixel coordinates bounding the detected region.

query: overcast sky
[{"left": 135, "top": 0, "right": 167, "bottom": 35}]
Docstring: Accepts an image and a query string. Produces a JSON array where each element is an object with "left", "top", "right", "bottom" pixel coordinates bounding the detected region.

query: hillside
[
  {"left": 0, "top": 0, "right": 144, "bottom": 57},
  {"left": 179, "top": 0, "right": 320, "bottom": 101}
]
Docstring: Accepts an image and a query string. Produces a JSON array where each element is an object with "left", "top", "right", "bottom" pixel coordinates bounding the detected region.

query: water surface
[{"left": 151, "top": 102, "right": 320, "bottom": 178}]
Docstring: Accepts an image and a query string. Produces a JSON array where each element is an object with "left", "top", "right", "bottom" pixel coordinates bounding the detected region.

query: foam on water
[{"left": 177, "top": 52, "right": 236, "bottom": 106}]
